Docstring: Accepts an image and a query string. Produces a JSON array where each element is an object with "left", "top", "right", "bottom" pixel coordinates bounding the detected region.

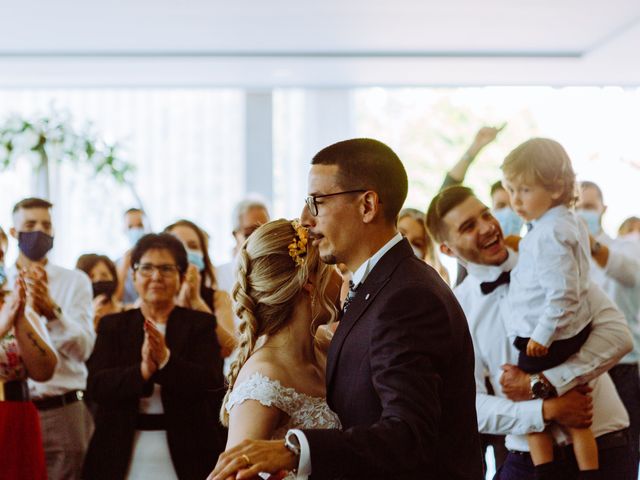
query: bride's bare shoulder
[{"left": 234, "top": 349, "right": 293, "bottom": 387}]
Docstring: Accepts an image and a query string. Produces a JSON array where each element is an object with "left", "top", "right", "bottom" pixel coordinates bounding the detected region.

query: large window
[
  {"left": 353, "top": 86, "right": 640, "bottom": 233},
  {"left": 0, "top": 89, "right": 245, "bottom": 267}
]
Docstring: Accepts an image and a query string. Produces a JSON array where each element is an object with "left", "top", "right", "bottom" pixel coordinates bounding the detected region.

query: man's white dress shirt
[
  {"left": 456, "top": 249, "right": 630, "bottom": 452},
  {"left": 590, "top": 232, "right": 640, "bottom": 364},
  {"left": 9, "top": 263, "right": 95, "bottom": 398}
]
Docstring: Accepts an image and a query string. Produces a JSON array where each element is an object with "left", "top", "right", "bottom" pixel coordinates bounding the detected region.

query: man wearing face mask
[
  {"left": 490, "top": 181, "right": 524, "bottom": 237},
  {"left": 577, "top": 181, "right": 640, "bottom": 477},
  {"left": 115, "top": 207, "right": 147, "bottom": 305},
  {"left": 7, "top": 197, "right": 95, "bottom": 480}
]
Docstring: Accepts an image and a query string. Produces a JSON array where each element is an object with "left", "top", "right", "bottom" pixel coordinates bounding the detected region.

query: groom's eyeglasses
[{"left": 305, "top": 190, "right": 368, "bottom": 217}]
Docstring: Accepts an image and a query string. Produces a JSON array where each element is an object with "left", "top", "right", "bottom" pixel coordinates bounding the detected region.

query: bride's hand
[{"left": 208, "top": 439, "right": 297, "bottom": 480}]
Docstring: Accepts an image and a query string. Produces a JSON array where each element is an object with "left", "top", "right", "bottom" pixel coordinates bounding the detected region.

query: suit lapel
[
  {"left": 165, "top": 307, "right": 191, "bottom": 356},
  {"left": 325, "top": 238, "right": 414, "bottom": 389},
  {"left": 326, "top": 275, "right": 389, "bottom": 388}
]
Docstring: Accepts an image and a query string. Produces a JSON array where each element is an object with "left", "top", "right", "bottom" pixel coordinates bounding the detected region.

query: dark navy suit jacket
[{"left": 304, "top": 239, "right": 483, "bottom": 479}]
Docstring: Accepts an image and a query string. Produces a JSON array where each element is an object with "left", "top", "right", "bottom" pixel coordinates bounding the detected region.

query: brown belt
[{"left": 33, "top": 390, "right": 84, "bottom": 411}]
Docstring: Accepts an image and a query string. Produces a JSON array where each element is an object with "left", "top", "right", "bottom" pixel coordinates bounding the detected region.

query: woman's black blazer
[{"left": 82, "top": 307, "right": 225, "bottom": 480}]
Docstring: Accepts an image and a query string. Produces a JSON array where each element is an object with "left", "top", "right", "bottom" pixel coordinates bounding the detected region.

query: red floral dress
[{"left": 0, "top": 332, "right": 48, "bottom": 479}]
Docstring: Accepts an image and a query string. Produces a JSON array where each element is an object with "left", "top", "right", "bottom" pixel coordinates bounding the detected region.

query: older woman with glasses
[{"left": 82, "top": 233, "right": 225, "bottom": 480}]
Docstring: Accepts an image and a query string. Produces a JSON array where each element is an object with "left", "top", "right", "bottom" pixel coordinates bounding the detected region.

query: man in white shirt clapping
[{"left": 8, "top": 198, "right": 95, "bottom": 480}]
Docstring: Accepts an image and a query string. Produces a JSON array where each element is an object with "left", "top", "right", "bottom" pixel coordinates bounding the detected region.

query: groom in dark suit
[{"left": 211, "top": 139, "right": 482, "bottom": 479}]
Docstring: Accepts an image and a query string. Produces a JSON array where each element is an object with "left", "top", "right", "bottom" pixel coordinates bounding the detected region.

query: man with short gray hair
[{"left": 216, "top": 198, "right": 270, "bottom": 296}]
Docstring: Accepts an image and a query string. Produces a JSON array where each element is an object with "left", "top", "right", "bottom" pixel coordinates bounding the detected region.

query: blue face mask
[
  {"left": 0, "top": 263, "right": 6, "bottom": 287},
  {"left": 187, "top": 249, "right": 205, "bottom": 272},
  {"left": 492, "top": 208, "right": 524, "bottom": 237},
  {"left": 127, "top": 227, "right": 145, "bottom": 247},
  {"left": 18, "top": 231, "right": 54, "bottom": 261},
  {"left": 576, "top": 210, "right": 601, "bottom": 236}
]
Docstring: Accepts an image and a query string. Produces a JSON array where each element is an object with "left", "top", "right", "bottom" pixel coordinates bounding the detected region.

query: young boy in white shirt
[{"left": 502, "top": 138, "right": 598, "bottom": 479}]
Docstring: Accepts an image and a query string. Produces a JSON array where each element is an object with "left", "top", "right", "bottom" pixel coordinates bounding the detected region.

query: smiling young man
[
  {"left": 210, "top": 139, "right": 482, "bottom": 480},
  {"left": 426, "top": 186, "right": 634, "bottom": 480}
]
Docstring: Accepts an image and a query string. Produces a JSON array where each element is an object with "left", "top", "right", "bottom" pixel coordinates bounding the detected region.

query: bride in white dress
[{"left": 217, "top": 219, "right": 342, "bottom": 479}]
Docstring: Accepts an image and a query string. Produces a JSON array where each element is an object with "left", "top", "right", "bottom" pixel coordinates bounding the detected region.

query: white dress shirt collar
[
  {"left": 465, "top": 248, "right": 518, "bottom": 284},
  {"left": 351, "top": 233, "right": 404, "bottom": 287}
]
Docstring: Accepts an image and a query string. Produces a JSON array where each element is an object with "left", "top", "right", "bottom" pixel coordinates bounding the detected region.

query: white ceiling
[{"left": 0, "top": 0, "right": 639, "bottom": 86}]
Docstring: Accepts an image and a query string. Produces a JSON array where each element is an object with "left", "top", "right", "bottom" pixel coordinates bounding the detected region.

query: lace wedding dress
[{"left": 226, "top": 371, "right": 341, "bottom": 478}]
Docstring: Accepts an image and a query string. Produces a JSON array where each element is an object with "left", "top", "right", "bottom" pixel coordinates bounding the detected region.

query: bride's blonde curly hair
[{"left": 220, "top": 219, "right": 338, "bottom": 426}]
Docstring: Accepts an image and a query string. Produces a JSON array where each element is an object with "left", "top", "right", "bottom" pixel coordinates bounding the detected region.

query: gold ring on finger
[{"left": 241, "top": 454, "right": 251, "bottom": 467}]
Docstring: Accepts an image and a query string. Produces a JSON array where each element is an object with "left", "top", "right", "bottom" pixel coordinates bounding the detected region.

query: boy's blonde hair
[{"left": 501, "top": 138, "right": 577, "bottom": 207}]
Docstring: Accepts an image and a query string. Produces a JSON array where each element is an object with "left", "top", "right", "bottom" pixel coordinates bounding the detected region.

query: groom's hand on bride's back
[{"left": 208, "top": 439, "right": 297, "bottom": 480}]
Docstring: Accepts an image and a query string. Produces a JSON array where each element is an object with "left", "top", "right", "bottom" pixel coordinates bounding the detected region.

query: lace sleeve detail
[{"left": 226, "top": 372, "right": 296, "bottom": 417}]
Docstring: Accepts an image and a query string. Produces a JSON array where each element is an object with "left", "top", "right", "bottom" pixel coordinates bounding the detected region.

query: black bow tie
[{"left": 480, "top": 271, "right": 511, "bottom": 295}]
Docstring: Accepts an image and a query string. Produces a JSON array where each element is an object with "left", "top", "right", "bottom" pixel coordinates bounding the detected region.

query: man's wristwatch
[{"left": 530, "top": 373, "right": 557, "bottom": 399}]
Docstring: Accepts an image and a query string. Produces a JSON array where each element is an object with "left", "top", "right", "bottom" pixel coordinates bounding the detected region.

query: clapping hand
[
  {"left": 140, "top": 333, "right": 157, "bottom": 381},
  {"left": 0, "top": 277, "right": 26, "bottom": 335},
  {"left": 177, "top": 264, "right": 202, "bottom": 308},
  {"left": 144, "top": 319, "right": 169, "bottom": 367},
  {"left": 23, "top": 265, "right": 58, "bottom": 321},
  {"left": 92, "top": 295, "right": 118, "bottom": 330}
]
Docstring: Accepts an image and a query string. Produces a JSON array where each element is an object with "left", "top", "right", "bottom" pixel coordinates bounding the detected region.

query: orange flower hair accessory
[{"left": 288, "top": 220, "right": 308, "bottom": 267}]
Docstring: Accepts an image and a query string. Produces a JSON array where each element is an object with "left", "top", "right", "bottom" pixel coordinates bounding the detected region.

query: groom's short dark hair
[{"left": 312, "top": 138, "right": 408, "bottom": 224}]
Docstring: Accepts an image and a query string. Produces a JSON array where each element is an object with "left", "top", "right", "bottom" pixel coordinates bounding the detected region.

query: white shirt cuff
[
  {"left": 522, "top": 398, "right": 547, "bottom": 432},
  {"left": 287, "top": 429, "right": 311, "bottom": 479},
  {"left": 543, "top": 364, "right": 577, "bottom": 397}
]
